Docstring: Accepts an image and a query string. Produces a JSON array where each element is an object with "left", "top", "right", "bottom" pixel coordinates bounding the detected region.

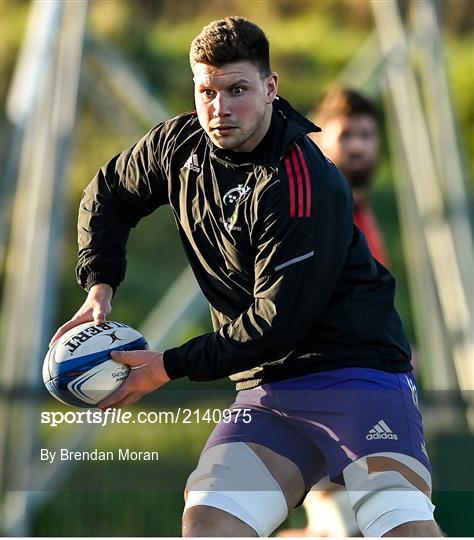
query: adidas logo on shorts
[{"left": 365, "top": 420, "right": 399, "bottom": 440}]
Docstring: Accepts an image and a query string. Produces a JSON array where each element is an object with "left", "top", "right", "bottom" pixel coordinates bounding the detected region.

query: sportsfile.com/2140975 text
[{"left": 40, "top": 408, "right": 253, "bottom": 427}]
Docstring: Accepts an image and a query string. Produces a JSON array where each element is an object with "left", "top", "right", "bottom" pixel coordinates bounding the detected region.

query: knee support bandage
[
  {"left": 184, "top": 442, "right": 288, "bottom": 537},
  {"left": 343, "top": 452, "right": 435, "bottom": 537}
]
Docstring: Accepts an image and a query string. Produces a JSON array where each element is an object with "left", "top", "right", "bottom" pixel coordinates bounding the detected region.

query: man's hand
[
  {"left": 49, "top": 283, "right": 113, "bottom": 347},
  {"left": 99, "top": 350, "right": 170, "bottom": 410}
]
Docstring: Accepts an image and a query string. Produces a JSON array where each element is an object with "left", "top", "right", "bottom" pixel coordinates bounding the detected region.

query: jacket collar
[{"left": 274, "top": 95, "right": 321, "bottom": 141}]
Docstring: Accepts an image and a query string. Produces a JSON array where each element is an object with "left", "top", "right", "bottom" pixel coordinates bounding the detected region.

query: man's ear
[{"left": 266, "top": 72, "right": 279, "bottom": 104}]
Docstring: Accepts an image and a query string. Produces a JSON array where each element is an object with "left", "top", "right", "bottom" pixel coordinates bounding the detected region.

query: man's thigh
[
  {"left": 183, "top": 441, "right": 306, "bottom": 537},
  {"left": 343, "top": 451, "right": 436, "bottom": 537},
  {"left": 182, "top": 385, "right": 329, "bottom": 536},
  {"left": 182, "top": 395, "right": 321, "bottom": 538},
  {"left": 383, "top": 520, "right": 442, "bottom": 537},
  {"left": 246, "top": 442, "right": 305, "bottom": 509}
]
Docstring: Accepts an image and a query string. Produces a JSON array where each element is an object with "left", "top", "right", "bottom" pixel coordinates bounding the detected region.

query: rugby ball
[{"left": 43, "top": 321, "right": 148, "bottom": 408}]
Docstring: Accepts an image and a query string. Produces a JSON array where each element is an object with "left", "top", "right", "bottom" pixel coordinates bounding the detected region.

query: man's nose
[
  {"left": 347, "top": 135, "right": 366, "bottom": 153},
  {"left": 212, "top": 94, "right": 230, "bottom": 117}
]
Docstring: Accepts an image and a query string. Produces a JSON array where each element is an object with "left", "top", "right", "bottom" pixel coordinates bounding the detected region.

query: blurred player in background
[
  {"left": 51, "top": 18, "right": 440, "bottom": 538},
  {"left": 313, "top": 87, "right": 388, "bottom": 266}
]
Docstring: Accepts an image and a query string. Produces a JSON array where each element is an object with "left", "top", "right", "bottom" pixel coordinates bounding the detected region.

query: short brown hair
[
  {"left": 313, "top": 87, "right": 378, "bottom": 124},
  {"left": 190, "top": 17, "right": 271, "bottom": 76}
]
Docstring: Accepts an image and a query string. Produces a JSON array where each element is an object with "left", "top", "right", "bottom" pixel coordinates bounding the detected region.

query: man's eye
[
  {"left": 231, "top": 87, "right": 244, "bottom": 95},
  {"left": 202, "top": 90, "right": 215, "bottom": 99}
]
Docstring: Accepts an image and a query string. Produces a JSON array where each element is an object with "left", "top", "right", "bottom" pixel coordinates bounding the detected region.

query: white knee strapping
[
  {"left": 343, "top": 452, "right": 435, "bottom": 537},
  {"left": 184, "top": 442, "right": 288, "bottom": 537},
  {"left": 353, "top": 488, "right": 435, "bottom": 537}
]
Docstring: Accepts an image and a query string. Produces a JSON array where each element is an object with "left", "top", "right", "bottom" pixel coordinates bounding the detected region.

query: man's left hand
[{"left": 99, "top": 350, "right": 170, "bottom": 410}]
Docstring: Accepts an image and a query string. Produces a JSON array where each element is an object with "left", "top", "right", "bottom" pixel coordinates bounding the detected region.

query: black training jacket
[{"left": 76, "top": 96, "right": 412, "bottom": 389}]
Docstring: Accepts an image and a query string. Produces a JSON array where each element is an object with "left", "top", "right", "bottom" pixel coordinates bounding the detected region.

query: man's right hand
[{"left": 49, "top": 283, "right": 114, "bottom": 347}]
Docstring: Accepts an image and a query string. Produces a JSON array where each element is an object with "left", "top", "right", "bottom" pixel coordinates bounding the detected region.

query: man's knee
[{"left": 182, "top": 505, "right": 258, "bottom": 537}]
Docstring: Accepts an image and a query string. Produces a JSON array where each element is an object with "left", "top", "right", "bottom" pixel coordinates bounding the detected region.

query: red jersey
[{"left": 353, "top": 198, "right": 389, "bottom": 267}]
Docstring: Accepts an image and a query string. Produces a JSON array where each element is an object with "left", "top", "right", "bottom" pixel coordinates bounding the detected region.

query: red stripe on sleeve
[
  {"left": 296, "top": 144, "right": 312, "bottom": 217},
  {"left": 284, "top": 155, "right": 296, "bottom": 217},
  {"left": 290, "top": 147, "right": 304, "bottom": 217}
]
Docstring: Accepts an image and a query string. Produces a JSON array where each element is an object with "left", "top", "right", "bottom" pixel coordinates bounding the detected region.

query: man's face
[
  {"left": 193, "top": 61, "right": 278, "bottom": 153},
  {"left": 317, "top": 114, "right": 379, "bottom": 190}
]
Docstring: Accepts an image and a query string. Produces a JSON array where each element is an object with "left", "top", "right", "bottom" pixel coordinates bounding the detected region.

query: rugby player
[
  {"left": 312, "top": 87, "right": 389, "bottom": 266},
  {"left": 51, "top": 17, "right": 441, "bottom": 537}
]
